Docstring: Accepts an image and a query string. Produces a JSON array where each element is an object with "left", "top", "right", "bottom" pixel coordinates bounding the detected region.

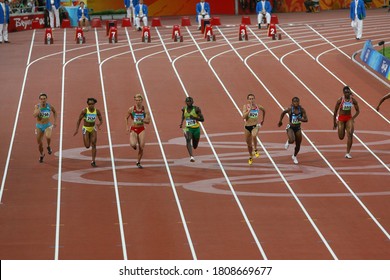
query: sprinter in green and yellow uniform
[
  {"left": 74, "top": 98, "right": 103, "bottom": 167},
  {"left": 179, "top": 96, "right": 204, "bottom": 162}
]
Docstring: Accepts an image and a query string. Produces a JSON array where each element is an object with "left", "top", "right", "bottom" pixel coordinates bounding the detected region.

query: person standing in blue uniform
[
  {"left": 124, "top": 0, "right": 139, "bottom": 23},
  {"left": 349, "top": 0, "right": 366, "bottom": 40},
  {"left": 0, "top": 0, "right": 10, "bottom": 43},
  {"left": 33, "top": 93, "right": 57, "bottom": 163},
  {"left": 46, "top": 0, "right": 60, "bottom": 28},
  {"left": 278, "top": 97, "right": 308, "bottom": 164},
  {"left": 74, "top": 98, "right": 103, "bottom": 167},
  {"left": 196, "top": 0, "right": 210, "bottom": 30},
  {"left": 256, "top": 0, "right": 272, "bottom": 29},
  {"left": 134, "top": 0, "right": 147, "bottom": 31},
  {"left": 77, "top": 1, "right": 89, "bottom": 30}
]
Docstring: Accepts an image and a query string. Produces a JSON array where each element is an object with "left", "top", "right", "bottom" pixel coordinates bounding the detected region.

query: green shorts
[{"left": 185, "top": 126, "right": 200, "bottom": 139}]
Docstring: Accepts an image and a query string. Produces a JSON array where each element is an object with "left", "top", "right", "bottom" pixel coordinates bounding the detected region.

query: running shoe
[
  {"left": 136, "top": 162, "right": 143, "bottom": 169},
  {"left": 345, "top": 153, "right": 352, "bottom": 159},
  {"left": 254, "top": 150, "right": 260, "bottom": 158},
  {"left": 91, "top": 161, "right": 97, "bottom": 167},
  {"left": 248, "top": 157, "right": 253, "bottom": 165},
  {"left": 39, "top": 154, "right": 45, "bottom": 163},
  {"left": 190, "top": 156, "right": 195, "bottom": 162},
  {"left": 292, "top": 155, "right": 298, "bottom": 164},
  {"left": 284, "top": 140, "right": 289, "bottom": 150},
  {"left": 47, "top": 146, "right": 52, "bottom": 155}
]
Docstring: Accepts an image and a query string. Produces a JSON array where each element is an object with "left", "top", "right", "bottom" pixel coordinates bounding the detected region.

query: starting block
[
  {"left": 268, "top": 23, "right": 277, "bottom": 38},
  {"left": 172, "top": 25, "right": 183, "bottom": 42},
  {"left": 108, "top": 26, "right": 118, "bottom": 43},
  {"left": 106, "top": 20, "right": 117, "bottom": 36},
  {"left": 75, "top": 27, "right": 86, "bottom": 44},
  {"left": 181, "top": 16, "right": 191, "bottom": 26},
  {"left": 142, "top": 26, "right": 151, "bottom": 43},
  {"left": 241, "top": 16, "right": 251, "bottom": 25},
  {"left": 122, "top": 17, "right": 132, "bottom": 27},
  {"left": 204, "top": 25, "right": 216, "bottom": 41},
  {"left": 91, "top": 18, "right": 102, "bottom": 28},
  {"left": 61, "top": 19, "right": 71, "bottom": 28},
  {"left": 44, "top": 28, "right": 54, "bottom": 44},
  {"left": 201, "top": 18, "right": 210, "bottom": 34},
  {"left": 151, "top": 17, "right": 162, "bottom": 27},
  {"left": 211, "top": 16, "right": 221, "bottom": 26},
  {"left": 270, "top": 15, "right": 279, "bottom": 25},
  {"left": 239, "top": 24, "right": 248, "bottom": 41},
  {"left": 32, "top": 19, "right": 40, "bottom": 29}
]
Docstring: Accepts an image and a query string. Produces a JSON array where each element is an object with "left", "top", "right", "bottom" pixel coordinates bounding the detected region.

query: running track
[{"left": 0, "top": 9, "right": 389, "bottom": 260}]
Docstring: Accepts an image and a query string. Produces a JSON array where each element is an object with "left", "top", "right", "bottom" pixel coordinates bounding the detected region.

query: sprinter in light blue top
[{"left": 33, "top": 93, "right": 57, "bottom": 163}]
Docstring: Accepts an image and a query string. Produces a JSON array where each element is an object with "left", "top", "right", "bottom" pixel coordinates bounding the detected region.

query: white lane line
[
  {"left": 245, "top": 26, "right": 390, "bottom": 241},
  {"left": 307, "top": 25, "right": 390, "bottom": 125},
  {"left": 125, "top": 27, "right": 137, "bottom": 64},
  {"left": 168, "top": 28, "right": 268, "bottom": 260},
  {"left": 95, "top": 29, "right": 128, "bottom": 260},
  {"left": 276, "top": 28, "right": 390, "bottom": 173},
  {"left": 205, "top": 28, "right": 337, "bottom": 259},
  {"left": 132, "top": 47, "right": 197, "bottom": 259},
  {"left": 0, "top": 31, "right": 36, "bottom": 203},
  {"left": 55, "top": 30, "right": 132, "bottom": 259}
]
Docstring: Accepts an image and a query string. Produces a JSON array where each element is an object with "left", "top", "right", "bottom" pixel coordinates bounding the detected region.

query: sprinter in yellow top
[
  {"left": 74, "top": 98, "right": 103, "bottom": 167},
  {"left": 179, "top": 96, "right": 204, "bottom": 162}
]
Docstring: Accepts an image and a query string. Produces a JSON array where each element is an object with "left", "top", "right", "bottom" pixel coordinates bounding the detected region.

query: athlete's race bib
[
  {"left": 291, "top": 115, "right": 300, "bottom": 124},
  {"left": 342, "top": 101, "right": 352, "bottom": 111},
  {"left": 248, "top": 109, "right": 258, "bottom": 118},
  {"left": 186, "top": 118, "right": 196, "bottom": 127},
  {"left": 86, "top": 114, "right": 96, "bottom": 122},
  {"left": 134, "top": 113, "right": 144, "bottom": 124}
]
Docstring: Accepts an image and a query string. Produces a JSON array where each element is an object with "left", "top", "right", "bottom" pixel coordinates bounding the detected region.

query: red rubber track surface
[{"left": 0, "top": 9, "right": 389, "bottom": 260}]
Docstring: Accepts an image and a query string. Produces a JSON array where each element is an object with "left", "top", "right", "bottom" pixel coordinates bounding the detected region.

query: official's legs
[
  {"left": 345, "top": 119, "right": 354, "bottom": 154},
  {"left": 265, "top": 12, "right": 271, "bottom": 24},
  {"left": 135, "top": 17, "right": 141, "bottom": 29},
  {"left": 132, "top": 6, "right": 136, "bottom": 23},
  {"left": 142, "top": 16, "right": 148, "bottom": 27},
  {"left": 54, "top": 6, "right": 60, "bottom": 28},
  {"left": 356, "top": 19, "right": 363, "bottom": 39},
  {"left": 126, "top": 7, "right": 131, "bottom": 18},
  {"left": 49, "top": 9, "right": 55, "bottom": 28},
  {"left": 0, "top": 23, "right": 3, "bottom": 42},
  {"left": 257, "top": 13, "right": 264, "bottom": 24},
  {"left": 1, "top": 23, "right": 8, "bottom": 42}
]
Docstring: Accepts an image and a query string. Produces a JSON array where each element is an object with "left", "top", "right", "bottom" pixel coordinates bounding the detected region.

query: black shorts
[
  {"left": 286, "top": 124, "right": 301, "bottom": 133},
  {"left": 245, "top": 125, "right": 257, "bottom": 133}
]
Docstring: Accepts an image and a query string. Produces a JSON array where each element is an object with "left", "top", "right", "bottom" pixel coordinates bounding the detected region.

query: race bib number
[
  {"left": 249, "top": 109, "right": 258, "bottom": 118},
  {"left": 134, "top": 113, "right": 144, "bottom": 124},
  {"left": 342, "top": 102, "right": 352, "bottom": 111},
  {"left": 291, "top": 115, "right": 300, "bottom": 124},
  {"left": 186, "top": 118, "right": 196, "bottom": 127},
  {"left": 86, "top": 114, "right": 96, "bottom": 122},
  {"left": 40, "top": 111, "right": 50, "bottom": 118}
]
